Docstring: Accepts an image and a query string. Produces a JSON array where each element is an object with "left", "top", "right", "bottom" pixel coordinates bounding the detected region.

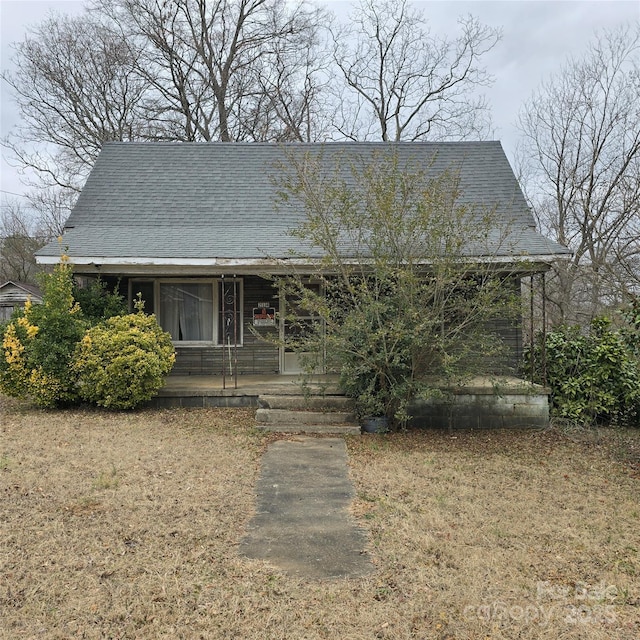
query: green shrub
[
  {"left": 73, "top": 277, "right": 127, "bottom": 323},
  {"left": 0, "top": 258, "right": 87, "bottom": 407},
  {"left": 73, "top": 310, "right": 175, "bottom": 409},
  {"left": 525, "top": 316, "right": 640, "bottom": 426},
  {"left": 620, "top": 297, "right": 640, "bottom": 358},
  {"left": 0, "top": 261, "right": 174, "bottom": 410}
]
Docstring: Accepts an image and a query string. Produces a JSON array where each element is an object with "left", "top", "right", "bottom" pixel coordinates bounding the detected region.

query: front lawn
[{"left": 1, "top": 395, "right": 638, "bottom": 639}]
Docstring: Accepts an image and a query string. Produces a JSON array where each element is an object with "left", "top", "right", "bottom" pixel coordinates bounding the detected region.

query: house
[
  {"left": 36, "top": 141, "right": 569, "bottom": 382},
  {"left": 0, "top": 281, "right": 43, "bottom": 322}
]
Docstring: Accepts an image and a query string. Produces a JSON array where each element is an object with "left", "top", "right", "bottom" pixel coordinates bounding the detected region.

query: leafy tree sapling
[{"left": 275, "top": 149, "right": 522, "bottom": 429}]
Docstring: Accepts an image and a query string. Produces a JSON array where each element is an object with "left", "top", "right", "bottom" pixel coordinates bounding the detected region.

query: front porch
[{"left": 149, "top": 374, "right": 550, "bottom": 431}]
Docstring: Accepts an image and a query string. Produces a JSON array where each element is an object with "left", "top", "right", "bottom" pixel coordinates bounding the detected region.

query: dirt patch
[{"left": 1, "top": 395, "right": 639, "bottom": 639}]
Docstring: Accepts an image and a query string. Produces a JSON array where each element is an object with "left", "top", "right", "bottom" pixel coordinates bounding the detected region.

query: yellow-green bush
[
  {"left": 73, "top": 311, "right": 175, "bottom": 409},
  {"left": 0, "top": 258, "right": 87, "bottom": 407}
]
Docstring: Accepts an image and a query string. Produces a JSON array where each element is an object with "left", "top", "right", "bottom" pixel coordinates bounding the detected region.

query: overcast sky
[{"left": 1, "top": 0, "right": 639, "bottom": 207}]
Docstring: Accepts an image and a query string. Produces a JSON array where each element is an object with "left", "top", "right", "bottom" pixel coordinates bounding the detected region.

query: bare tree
[
  {"left": 2, "top": 0, "right": 331, "bottom": 234},
  {"left": 3, "top": 0, "right": 500, "bottom": 185},
  {"left": 518, "top": 25, "right": 640, "bottom": 325},
  {"left": 2, "top": 11, "right": 150, "bottom": 192},
  {"left": 0, "top": 187, "right": 72, "bottom": 283},
  {"left": 96, "top": 0, "right": 330, "bottom": 142},
  {"left": 330, "top": 0, "right": 501, "bottom": 142},
  {"left": 26, "top": 189, "right": 74, "bottom": 240},
  {"left": 248, "top": 25, "right": 333, "bottom": 142},
  {"left": 2, "top": 0, "right": 505, "bottom": 210},
  {"left": 0, "top": 201, "right": 47, "bottom": 283}
]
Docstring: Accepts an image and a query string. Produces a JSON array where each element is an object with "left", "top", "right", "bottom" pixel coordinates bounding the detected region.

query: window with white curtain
[
  {"left": 159, "top": 282, "right": 214, "bottom": 342},
  {"left": 151, "top": 280, "right": 243, "bottom": 345}
]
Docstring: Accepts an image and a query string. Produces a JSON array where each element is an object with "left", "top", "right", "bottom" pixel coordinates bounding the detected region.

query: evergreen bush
[
  {"left": 73, "top": 277, "right": 127, "bottom": 323},
  {"left": 525, "top": 316, "right": 640, "bottom": 427},
  {"left": 73, "top": 309, "right": 175, "bottom": 409},
  {"left": 0, "top": 258, "right": 87, "bottom": 407},
  {"left": 1, "top": 260, "right": 175, "bottom": 410}
]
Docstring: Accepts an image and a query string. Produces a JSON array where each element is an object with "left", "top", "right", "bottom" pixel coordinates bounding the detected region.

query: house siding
[
  {"left": 486, "top": 317, "right": 523, "bottom": 374},
  {"left": 484, "top": 275, "right": 523, "bottom": 375}
]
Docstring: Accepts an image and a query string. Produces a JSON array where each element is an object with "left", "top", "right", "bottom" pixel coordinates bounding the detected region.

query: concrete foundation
[{"left": 409, "top": 378, "right": 549, "bottom": 429}]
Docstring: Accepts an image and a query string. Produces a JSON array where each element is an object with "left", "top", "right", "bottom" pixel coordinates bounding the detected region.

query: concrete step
[
  {"left": 258, "top": 394, "right": 354, "bottom": 411},
  {"left": 255, "top": 423, "right": 362, "bottom": 435},
  {"left": 255, "top": 408, "right": 356, "bottom": 426}
]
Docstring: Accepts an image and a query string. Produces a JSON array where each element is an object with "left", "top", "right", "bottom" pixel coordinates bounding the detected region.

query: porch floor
[
  {"left": 160, "top": 373, "right": 341, "bottom": 396},
  {"left": 150, "top": 373, "right": 342, "bottom": 408},
  {"left": 159, "top": 374, "right": 541, "bottom": 396}
]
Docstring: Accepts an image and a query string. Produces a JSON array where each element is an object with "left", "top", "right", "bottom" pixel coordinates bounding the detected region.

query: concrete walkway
[{"left": 239, "top": 437, "right": 374, "bottom": 579}]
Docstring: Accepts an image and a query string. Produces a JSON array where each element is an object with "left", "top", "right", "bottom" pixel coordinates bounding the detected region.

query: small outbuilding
[{"left": 0, "top": 281, "right": 43, "bottom": 321}]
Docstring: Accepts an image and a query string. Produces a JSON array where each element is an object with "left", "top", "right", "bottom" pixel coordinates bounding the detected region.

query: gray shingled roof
[{"left": 37, "top": 141, "right": 569, "bottom": 264}]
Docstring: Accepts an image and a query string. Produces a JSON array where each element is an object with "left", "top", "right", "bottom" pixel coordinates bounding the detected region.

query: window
[
  {"left": 160, "top": 282, "right": 214, "bottom": 342},
  {"left": 0, "top": 305, "right": 15, "bottom": 321},
  {"left": 130, "top": 280, "right": 155, "bottom": 314},
  {"left": 131, "top": 279, "right": 244, "bottom": 345}
]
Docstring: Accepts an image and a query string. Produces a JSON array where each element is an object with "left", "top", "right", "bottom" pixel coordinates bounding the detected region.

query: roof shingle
[{"left": 37, "top": 141, "right": 569, "bottom": 263}]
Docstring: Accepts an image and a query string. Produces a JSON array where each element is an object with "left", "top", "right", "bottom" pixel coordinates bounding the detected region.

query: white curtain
[{"left": 160, "top": 283, "right": 213, "bottom": 341}]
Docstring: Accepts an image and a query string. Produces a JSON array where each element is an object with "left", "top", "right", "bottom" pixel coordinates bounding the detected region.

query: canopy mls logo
[{"left": 463, "top": 580, "right": 619, "bottom": 628}]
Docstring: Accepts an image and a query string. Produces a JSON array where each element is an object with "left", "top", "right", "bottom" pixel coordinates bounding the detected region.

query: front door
[{"left": 281, "top": 282, "right": 323, "bottom": 374}]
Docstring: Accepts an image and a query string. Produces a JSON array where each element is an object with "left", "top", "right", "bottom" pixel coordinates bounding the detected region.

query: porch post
[
  {"left": 221, "top": 274, "right": 226, "bottom": 389},
  {"left": 541, "top": 271, "right": 547, "bottom": 387},
  {"left": 233, "top": 275, "right": 238, "bottom": 389},
  {"left": 529, "top": 274, "right": 535, "bottom": 384}
]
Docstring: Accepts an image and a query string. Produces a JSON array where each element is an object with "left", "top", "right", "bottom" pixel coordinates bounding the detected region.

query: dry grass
[{"left": 1, "top": 393, "right": 639, "bottom": 639}]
